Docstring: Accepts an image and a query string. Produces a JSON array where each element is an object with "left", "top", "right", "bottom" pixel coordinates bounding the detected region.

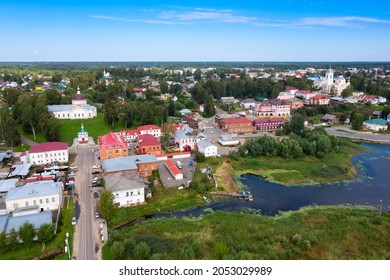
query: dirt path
[{"left": 215, "top": 162, "right": 237, "bottom": 192}]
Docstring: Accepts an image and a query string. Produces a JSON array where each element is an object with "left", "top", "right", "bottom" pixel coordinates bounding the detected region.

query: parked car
[
  {"left": 71, "top": 216, "right": 77, "bottom": 225},
  {"left": 92, "top": 170, "right": 101, "bottom": 175},
  {"left": 95, "top": 211, "right": 100, "bottom": 218},
  {"left": 92, "top": 165, "right": 100, "bottom": 169},
  {"left": 92, "top": 181, "right": 101, "bottom": 187},
  {"left": 92, "top": 177, "right": 99, "bottom": 184},
  {"left": 94, "top": 192, "right": 99, "bottom": 198}
]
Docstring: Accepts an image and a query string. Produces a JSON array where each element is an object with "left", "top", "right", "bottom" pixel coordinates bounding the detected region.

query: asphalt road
[
  {"left": 326, "top": 126, "right": 390, "bottom": 143},
  {"left": 72, "top": 145, "right": 99, "bottom": 260}
]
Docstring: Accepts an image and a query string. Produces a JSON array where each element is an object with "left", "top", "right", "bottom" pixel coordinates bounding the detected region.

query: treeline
[
  {"left": 231, "top": 115, "right": 339, "bottom": 160},
  {"left": 0, "top": 222, "right": 55, "bottom": 254},
  {"left": 191, "top": 76, "right": 313, "bottom": 101}
]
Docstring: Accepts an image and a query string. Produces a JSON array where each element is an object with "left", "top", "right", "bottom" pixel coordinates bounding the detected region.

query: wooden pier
[{"left": 208, "top": 191, "right": 253, "bottom": 201}]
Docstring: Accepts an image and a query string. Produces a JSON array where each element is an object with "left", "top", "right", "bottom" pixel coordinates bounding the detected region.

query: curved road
[{"left": 326, "top": 126, "right": 390, "bottom": 143}]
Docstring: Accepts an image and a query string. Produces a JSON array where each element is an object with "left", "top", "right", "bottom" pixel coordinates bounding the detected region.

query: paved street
[
  {"left": 326, "top": 125, "right": 390, "bottom": 143},
  {"left": 71, "top": 145, "right": 103, "bottom": 260}
]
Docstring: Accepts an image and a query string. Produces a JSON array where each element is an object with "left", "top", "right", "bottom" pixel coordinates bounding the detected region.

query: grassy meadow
[{"left": 102, "top": 206, "right": 390, "bottom": 260}]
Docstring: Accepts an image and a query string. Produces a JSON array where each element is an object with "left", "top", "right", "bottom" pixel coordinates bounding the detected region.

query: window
[
  {"left": 40, "top": 199, "right": 43, "bottom": 204},
  {"left": 46, "top": 198, "right": 49, "bottom": 203},
  {"left": 14, "top": 203, "right": 18, "bottom": 208},
  {"left": 52, "top": 197, "right": 55, "bottom": 202},
  {"left": 25, "top": 201, "right": 29, "bottom": 206},
  {"left": 33, "top": 200, "right": 36, "bottom": 205},
  {"left": 116, "top": 150, "right": 119, "bottom": 154},
  {"left": 126, "top": 192, "right": 129, "bottom": 197},
  {"left": 131, "top": 192, "right": 133, "bottom": 196}
]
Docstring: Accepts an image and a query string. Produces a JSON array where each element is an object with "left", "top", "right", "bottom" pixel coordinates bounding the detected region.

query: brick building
[
  {"left": 252, "top": 118, "right": 285, "bottom": 131},
  {"left": 98, "top": 132, "right": 128, "bottom": 160},
  {"left": 219, "top": 117, "right": 254, "bottom": 133}
]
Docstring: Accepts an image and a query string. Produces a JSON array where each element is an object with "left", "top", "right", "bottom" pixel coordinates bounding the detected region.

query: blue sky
[{"left": 1, "top": 0, "right": 390, "bottom": 61}]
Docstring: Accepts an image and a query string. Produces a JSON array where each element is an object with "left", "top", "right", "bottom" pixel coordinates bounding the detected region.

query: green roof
[{"left": 364, "top": 118, "right": 388, "bottom": 126}]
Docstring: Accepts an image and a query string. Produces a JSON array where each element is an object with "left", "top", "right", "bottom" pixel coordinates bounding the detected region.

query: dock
[{"left": 208, "top": 191, "right": 254, "bottom": 201}]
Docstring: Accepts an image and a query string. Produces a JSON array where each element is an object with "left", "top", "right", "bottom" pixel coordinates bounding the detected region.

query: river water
[{"left": 156, "top": 143, "right": 390, "bottom": 219}]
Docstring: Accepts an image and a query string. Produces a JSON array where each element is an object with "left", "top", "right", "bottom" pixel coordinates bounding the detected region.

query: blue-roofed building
[
  {"left": 102, "top": 155, "right": 158, "bottom": 178},
  {"left": 197, "top": 140, "right": 218, "bottom": 157},
  {"left": 8, "top": 163, "right": 33, "bottom": 178},
  {"left": 174, "top": 125, "right": 206, "bottom": 152},
  {"left": 5, "top": 211, "right": 52, "bottom": 234},
  {"left": 5, "top": 181, "right": 62, "bottom": 213},
  {"left": 0, "top": 179, "right": 18, "bottom": 195},
  {"left": 48, "top": 87, "right": 97, "bottom": 119},
  {"left": 0, "top": 215, "right": 8, "bottom": 232}
]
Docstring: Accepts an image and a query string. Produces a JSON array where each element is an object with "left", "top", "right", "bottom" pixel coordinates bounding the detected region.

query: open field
[{"left": 102, "top": 206, "right": 390, "bottom": 260}]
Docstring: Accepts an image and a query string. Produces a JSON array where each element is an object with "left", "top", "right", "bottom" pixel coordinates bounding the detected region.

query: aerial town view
[{"left": 1, "top": 1, "right": 390, "bottom": 275}]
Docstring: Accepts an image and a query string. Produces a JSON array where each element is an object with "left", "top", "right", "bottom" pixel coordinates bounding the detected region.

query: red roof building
[
  {"left": 219, "top": 117, "right": 254, "bottom": 133},
  {"left": 309, "top": 95, "right": 330, "bottom": 106},
  {"left": 20, "top": 142, "right": 68, "bottom": 165},
  {"left": 137, "top": 134, "right": 162, "bottom": 156},
  {"left": 164, "top": 160, "right": 183, "bottom": 180},
  {"left": 253, "top": 118, "right": 285, "bottom": 131},
  {"left": 98, "top": 132, "right": 128, "bottom": 160}
]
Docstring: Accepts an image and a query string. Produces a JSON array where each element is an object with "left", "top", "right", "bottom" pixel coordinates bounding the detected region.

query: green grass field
[
  {"left": 58, "top": 113, "right": 124, "bottom": 145},
  {"left": 102, "top": 206, "right": 390, "bottom": 260},
  {"left": 232, "top": 139, "right": 366, "bottom": 186}
]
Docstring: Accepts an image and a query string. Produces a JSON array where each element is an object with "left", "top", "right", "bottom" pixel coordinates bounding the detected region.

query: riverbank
[
  {"left": 102, "top": 206, "right": 390, "bottom": 260},
  {"left": 230, "top": 139, "right": 367, "bottom": 187}
]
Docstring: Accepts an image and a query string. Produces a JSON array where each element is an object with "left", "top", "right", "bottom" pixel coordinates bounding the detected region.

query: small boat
[{"left": 203, "top": 196, "right": 211, "bottom": 203}]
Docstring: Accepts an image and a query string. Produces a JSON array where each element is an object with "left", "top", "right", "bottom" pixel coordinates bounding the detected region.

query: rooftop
[
  {"left": 364, "top": 118, "right": 388, "bottom": 126},
  {"left": 138, "top": 134, "right": 161, "bottom": 147},
  {"left": 220, "top": 117, "right": 252, "bottom": 124},
  {"left": 5, "top": 181, "right": 62, "bottom": 201},
  {"left": 105, "top": 172, "right": 149, "bottom": 192},
  {"left": 102, "top": 155, "right": 157, "bottom": 173},
  {"left": 98, "top": 132, "right": 127, "bottom": 149}
]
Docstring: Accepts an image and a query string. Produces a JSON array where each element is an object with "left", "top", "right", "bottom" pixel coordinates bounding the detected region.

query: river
[{"left": 156, "top": 143, "right": 390, "bottom": 219}]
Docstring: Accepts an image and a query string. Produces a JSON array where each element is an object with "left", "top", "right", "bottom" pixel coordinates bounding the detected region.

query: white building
[
  {"left": 48, "top": 87, "right": 97, "bottom": 119},
  {"left": 138, "top": 125, "right": 163, "bottom": 138},
  {"left": 240, "top": 99, "right": 256, "bottom": 109},
  {"left": 312, "top": 67, "right": 350, "bottom": 95},
  {"left": 363, "top": 119, "right": 388, "bottom": 131},
  {"left": 105, "top": 172, "right": 149, "bottom": 207},
  {"left": 20, "top": 142, "right": 68, "bottom": 165},
  {"left": 197, "top": 140, "right": 218, "bottom": 157},
  {"left": 218, "top": 134, "right": 240, "bottom": 146},
  {"left": 174, "top": 127, "right": 206, "bottom": 152},
  {"left": 5, "top": 181, "right": 63, "bottom": 213}
]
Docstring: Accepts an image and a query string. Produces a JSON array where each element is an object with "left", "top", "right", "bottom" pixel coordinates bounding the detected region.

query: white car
[
  {"left": 71, "top": 216, "right": 77, "bottom": 225},
  {"left": 92, "top": 165, "right": 100, "bottom": 169}
]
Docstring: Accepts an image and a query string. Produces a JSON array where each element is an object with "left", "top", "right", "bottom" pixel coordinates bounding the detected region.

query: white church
[
  {"left": 48, "top": 87, "right": 97, "bottom": 119},
  {"left": 313, "top": 67, "right": 350, "bottom": 96}
]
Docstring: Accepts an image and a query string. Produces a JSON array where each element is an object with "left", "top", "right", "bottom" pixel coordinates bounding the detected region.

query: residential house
[
  {"left": 197, "top": 140, "right": 218, "bottom": 157},
  {"left": 219, "top": 118, "right": 254, "bottom": 133},
  {"left": 102, "top": 155, "right": 158, "bottom": 178},
  {"left": 220, "top": 96, "right": 237, "bottom": 104},
  {"left": 277, "top": 92, "right": 295, "bottom": 100},
  {"left": 133, "top": 87, "right": 146, "bottom": 98},
  {"left": 378, "top": 96, "right": 387, "bottom": 104},
  {"left": 98, "top": 132, "right": 128, "bottom": 160},
  {"left": 179, "top": 109, "right": 192, "bottom": 116},
  {"left": 5, "top": 181, "right": 63, "bottom": 213},
  {"left": 320, "top": 114, "right": 338, "bottom": 125},
  {"left": 240, "top": 98, "right": 256, "bottom": 109},
  {"left": 330, "top": 96, "right": 345, "bottom": 105},
  {"left": 284, "top": 86, "right": 299, "bottom": 94},
  {"left": 252, "top": 118, "right": 284, "bottom": 131},
  {"left": 136, "top": 134, "right": 162, "bottom": 156},
  {"left": 182, "top": 116, "right": 199, "bottom": 129},
  {"left": 288, "top": 98, "right": 305, "bottom": 110},
  {"left": 20, "top": 142, "right": 68, "bottom": 165},
  {"left": 372, "top": 110, "right": 382, "bottom": 119},
  {"left": 105, "top": 172, "right": 149, "bottom": 207},
  {"left": 363, "top": 119, "right": 388, "bottom": 131},
  {"left": 309, "top": 95, "right": 330, "bottom": 106},
  {"left": 174, "top": 126, "right": 206, "bottom": 151}
]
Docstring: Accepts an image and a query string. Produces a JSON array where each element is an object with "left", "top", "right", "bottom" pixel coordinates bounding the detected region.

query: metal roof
[
  {"left": 0, "top": 179, "right": 18, "bottom": 193},
  {"left": 5, "top": 211, "right": 52, "bottom": 234},
  {"left": 105, "top": 172, "right": 148, "bottom": 192},
  {"left": 102, "top": 155, "right": 157, "bottom": 173},
  {"left": 8, "top": 163, "right": 33, "bottom": 178},
  {"left": 197, "top": 140, "right": 215, "bottom": 149},
  {"left": 4, "top": 181, "right": 62, "bottom": 202}
]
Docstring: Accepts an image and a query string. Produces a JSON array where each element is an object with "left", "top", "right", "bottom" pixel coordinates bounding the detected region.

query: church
[
  {"left": 48, "top": 87, "right": 97, "bottom": 119},
  {"left": 313, "top": 67, "right": 350, "bottom": 96}
]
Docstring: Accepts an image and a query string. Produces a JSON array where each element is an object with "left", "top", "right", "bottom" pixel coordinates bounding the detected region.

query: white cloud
[
  {"left": 292, "top": 16, "right": 390, "bottom": 28},
  {"left": 90, "top": 15, "right": 189, "bottom": 25}
]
